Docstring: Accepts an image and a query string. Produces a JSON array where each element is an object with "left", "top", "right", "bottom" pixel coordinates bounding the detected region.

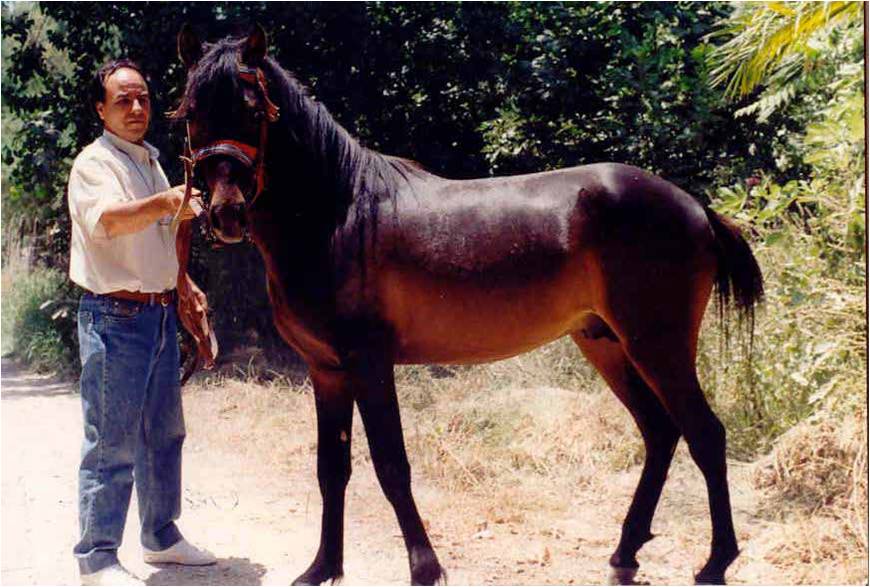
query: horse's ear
[
  {"left": 242, "top": 24, "right": 268, "bottom": 66},
  {"left": 178, "top": 24, "right": 202, "bottom": 69}
]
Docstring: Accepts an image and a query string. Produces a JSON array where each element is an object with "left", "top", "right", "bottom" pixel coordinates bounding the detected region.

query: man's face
[{"left": 95, "top": 67, "right": 151, "bottom": 144}]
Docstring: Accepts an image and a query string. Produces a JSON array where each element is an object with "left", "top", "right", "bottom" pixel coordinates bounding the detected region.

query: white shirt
[{"left": 68, "top": 130, "right": 179, "bottom": 294}]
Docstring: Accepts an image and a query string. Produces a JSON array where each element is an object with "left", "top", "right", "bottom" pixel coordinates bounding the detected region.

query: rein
[{"left": 170, "top": 62, "right": 280, "bottom": 234}]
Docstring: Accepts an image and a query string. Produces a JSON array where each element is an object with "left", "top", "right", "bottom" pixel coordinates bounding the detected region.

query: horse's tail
[{"left": 704, "top": 207, "right": 764, "bottom": 331}]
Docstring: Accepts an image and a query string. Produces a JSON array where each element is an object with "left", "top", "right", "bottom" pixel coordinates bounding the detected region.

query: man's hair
[{"left": 90, "top": 58, "right": 148, "bottom": 108}]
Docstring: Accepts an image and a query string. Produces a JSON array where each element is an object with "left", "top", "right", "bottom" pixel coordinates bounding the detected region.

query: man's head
[{"left": 91, "top": 59, "right": 151, "bottom": 144}]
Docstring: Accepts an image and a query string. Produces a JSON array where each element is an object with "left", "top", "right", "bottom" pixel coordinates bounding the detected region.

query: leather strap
[{"left": 103, "top": 289, "right": 176, "bottom": 306}]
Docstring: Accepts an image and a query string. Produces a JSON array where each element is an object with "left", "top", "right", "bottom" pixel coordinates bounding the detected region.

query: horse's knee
[
  {"left": 317, "top": 446, "right": 353, "bottom": 493},
  {"left": 318, "top": 465, "right": 352, "bottom": 496}
]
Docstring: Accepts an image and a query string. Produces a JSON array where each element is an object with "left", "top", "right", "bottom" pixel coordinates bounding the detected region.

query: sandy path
[{"left": 1, "top": 358, "right": 780, "bottom": 586}]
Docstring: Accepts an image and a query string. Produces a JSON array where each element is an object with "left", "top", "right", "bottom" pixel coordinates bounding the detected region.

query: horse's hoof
[
  {"left": 608, "top": 566, "right": 639, "bottom": 585},
  {"left": 694, "top": 571, "right": 726, "bottom": 585},
  {"left": 291, "top": 577, "right": 342, "bottom": 586},
  {"left": 292, "top": 567, "right": 343, "bottom": 586},
  {"left": 410, "top": 547, "right": 446, "bottom": 585}
]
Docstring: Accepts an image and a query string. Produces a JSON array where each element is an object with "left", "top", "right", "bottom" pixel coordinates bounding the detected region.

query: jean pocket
[
  {"left": 102, "top": 299, "right": 143, "bottom": 322},
  {"left": 78, "top": 310, "right": 94, "bottom": 327}
]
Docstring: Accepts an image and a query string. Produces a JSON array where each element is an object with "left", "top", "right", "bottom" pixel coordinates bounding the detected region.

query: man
[{"left": 68, "top": 58, "right": 215, "bottom": 586}]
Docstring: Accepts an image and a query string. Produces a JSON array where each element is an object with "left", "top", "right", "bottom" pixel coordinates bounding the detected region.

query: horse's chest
[{"left": 265, "top": 280, "right": 342, "bottom": 367}]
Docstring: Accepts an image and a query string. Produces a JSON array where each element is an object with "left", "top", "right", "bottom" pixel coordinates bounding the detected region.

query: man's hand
[
  {"left": 162, "top": 185, "right": 204, "bottom": 222},
  {"left": 177, "top": 273, "right": 217, "bottom": 369},
  {"left": 183, "top": 273, "right": 208, "bottom": 314}
]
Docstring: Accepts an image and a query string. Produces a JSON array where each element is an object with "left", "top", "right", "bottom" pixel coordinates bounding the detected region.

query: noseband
[{"left": 171, "top": 62, "right": 280, "bottom": 236}]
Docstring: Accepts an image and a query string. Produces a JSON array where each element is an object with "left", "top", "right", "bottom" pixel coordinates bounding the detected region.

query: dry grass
[
  {"left": 749, "top": 408, "right": 868, "bottom": 584},
  {"left": 182, "top": 371, "right": 315, "bottom": 480},
  {"left": 397, "top": 350, "right": 642, "bottom": 494},
  {"left": 181, "top": 326, "right": 867, "bottom": 584}
]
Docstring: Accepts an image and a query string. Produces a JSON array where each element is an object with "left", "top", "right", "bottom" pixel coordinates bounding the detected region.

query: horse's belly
[{"left": 381, "top": 263, "right": 594, "bottom": 365}]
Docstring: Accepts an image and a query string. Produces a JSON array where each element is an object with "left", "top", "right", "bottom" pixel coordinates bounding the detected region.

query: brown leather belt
[{"left": 103, "top": 289, "right": 176, "bottom": 306}]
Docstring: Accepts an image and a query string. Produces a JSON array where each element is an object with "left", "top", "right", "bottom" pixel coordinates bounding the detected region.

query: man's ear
[
  {"left": 95, "top": 101, "right": 105, "bottom": 122},
  {"left": 178, "top": 24, "right": 202, "bottom": 69},
  {"left": 242, "top": 24, "right": 268, "bottom": 66}
]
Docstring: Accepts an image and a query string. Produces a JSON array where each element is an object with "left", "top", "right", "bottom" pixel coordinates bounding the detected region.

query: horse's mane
[{"left": 171, "top": 36, "right": 422, "bottom": 226}]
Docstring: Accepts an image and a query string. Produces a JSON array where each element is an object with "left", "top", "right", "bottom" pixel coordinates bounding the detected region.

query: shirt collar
[{"left": 102, "top": 129, "right": 160, "bottom": 163}]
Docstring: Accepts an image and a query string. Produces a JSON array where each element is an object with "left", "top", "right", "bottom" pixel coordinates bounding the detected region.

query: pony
[{"left": 172, "top": 26, "right": 763, "bottom": 586}]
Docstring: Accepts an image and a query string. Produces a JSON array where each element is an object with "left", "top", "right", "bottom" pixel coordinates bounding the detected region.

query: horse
[{"left": 171, "top": 26, "right": 763, "bottom": 586}]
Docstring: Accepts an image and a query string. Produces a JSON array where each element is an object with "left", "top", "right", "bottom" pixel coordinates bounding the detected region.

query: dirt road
[{"left": 2, "top": 358, "right": 784, "bottom": 585}]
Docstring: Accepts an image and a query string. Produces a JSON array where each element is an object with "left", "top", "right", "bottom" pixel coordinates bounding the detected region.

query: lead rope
[
  {"left": 170, "top": 124, "right": 196, "bottom": 234},
  {"left": 175, "top": 125, "right": 219, "bottom": 385}
]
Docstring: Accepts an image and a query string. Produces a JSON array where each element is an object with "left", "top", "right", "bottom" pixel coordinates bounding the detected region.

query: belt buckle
[{"left": 160, "top": 292, "right": 170, "bottom": 307}]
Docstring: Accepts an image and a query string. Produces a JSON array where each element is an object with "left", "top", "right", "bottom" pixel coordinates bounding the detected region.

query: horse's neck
[{"left": 276, "top": 97, "right": 357, "bottom": 187}]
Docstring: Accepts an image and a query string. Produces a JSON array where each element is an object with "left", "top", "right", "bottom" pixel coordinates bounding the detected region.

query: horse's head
[{"left": 172, "top": 25, "right": 279, "bottom": 244}]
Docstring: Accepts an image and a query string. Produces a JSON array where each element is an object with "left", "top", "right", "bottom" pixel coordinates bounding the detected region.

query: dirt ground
[{"left": 0, "top": 357, "right": 803, "bottom": 586}]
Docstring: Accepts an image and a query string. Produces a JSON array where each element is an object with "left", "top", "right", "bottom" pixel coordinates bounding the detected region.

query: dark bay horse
[{"left": 173, "top": 27, "right": 763, "bottom": 586}]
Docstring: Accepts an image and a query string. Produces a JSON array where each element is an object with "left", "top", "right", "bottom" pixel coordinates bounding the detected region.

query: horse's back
[{"left": 378, "top": 162, "right": 716, "bottom": 364}]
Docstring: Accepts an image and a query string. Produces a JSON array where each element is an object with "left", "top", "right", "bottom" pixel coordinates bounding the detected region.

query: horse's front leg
[
  {"left": 293, "top": 367, "right": 354, "bottom": 586},
  {"left": 354, "top": 355, "right": 445, "bottom": 585}
]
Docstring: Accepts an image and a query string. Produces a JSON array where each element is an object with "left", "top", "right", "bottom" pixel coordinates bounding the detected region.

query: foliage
[
  {"left": 706, "top": 1, "right": 863, "bottom": 184},
  {"left": 2, "top": 1, "right": 786, "bottom": 365},
  {"left": 1, "top": 264, "right": 79, "bottom": 374},
  {"left": 698, "top": 204, "right": 865, "bottom": 457},
  {"left": 708, "top": 2, "right": 862, "bottom": 101},
  {"left": 701, "top": 0, "right": 865, "bottom": 458},
  {"left": 1, "top": 2, "right": 865, "bottom": 462}
]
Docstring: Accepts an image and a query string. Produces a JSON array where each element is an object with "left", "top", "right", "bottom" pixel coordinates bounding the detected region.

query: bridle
[
  {"left": 171, "top": 62, "right": 280, "bottom": 236},
  {"left": 170, "top": 57, "right": 280, "bottom": 384}
]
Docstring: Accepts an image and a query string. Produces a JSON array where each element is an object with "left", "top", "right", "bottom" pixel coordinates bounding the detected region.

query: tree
[{"left": 2, "top": 2, "right": 792, "bottom": 359}]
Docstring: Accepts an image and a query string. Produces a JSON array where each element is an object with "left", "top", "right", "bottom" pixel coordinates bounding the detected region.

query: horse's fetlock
[
  {"left": 410, "top": 547, "right": 445, "bottom": 586},
  {"left": 608, "top": 552, "right": 639, "bottom": 570}
]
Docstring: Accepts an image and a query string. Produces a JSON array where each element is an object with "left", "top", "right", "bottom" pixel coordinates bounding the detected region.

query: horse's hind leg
[
  {"left": 588, "top": 233, "right": 738, "bottom": 583},
  {"left": 620, "top": 331, "right": 739, "bottom": 585},
  {"left": 571, "top": 320, "right": 680, "bottom": 585},
  {"left": 293, "top": 368, "right": 354, "bottom": 586},
  {"left": 353, "top": 354, "right": 445, "bottom": 585}
]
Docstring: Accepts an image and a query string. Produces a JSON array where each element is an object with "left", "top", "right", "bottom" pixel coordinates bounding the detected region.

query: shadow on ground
[
  {"left": 0, "top": 357, "right": 75, "bottom": 399},
  {"left": 144, "top": 558, "right": 267, "bottom": 586}
]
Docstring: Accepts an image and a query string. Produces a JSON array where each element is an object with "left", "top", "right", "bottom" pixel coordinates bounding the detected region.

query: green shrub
[
  {"left": 1, "top": 266, "right": 79, "bottom": 374},
  {"left": 701, "top": 127, "right": 864, "bottom": 457},
  {"left": 698, "top": 219, "right": 865, "bottom": 458}
]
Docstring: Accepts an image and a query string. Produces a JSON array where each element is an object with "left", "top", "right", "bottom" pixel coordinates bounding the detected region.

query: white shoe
[
  {"left": 143, "top": 538, "right": 217, "bottom": 566},
  {"left": 80, "top": 563, "right": 144, "bottom": 586}
]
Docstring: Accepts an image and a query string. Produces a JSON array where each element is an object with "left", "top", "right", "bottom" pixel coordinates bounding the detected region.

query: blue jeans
[{"left": 74, "top": 293, "right": 185, "bottom": 574}]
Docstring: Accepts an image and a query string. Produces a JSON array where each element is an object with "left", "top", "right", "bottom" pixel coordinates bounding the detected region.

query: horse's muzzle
[{"left": 209, "top": 202, "right": 247, "bottom": 244}]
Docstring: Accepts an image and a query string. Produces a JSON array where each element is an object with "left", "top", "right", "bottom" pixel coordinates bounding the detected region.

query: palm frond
[
  {"left": 708, "top": 1, "right": 862, "bottom": 100},
  {"left": 734, "top": 82, "right": 798, "bottom": 121}
]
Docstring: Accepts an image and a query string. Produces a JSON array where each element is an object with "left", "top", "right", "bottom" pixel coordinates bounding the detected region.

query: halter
[{"left": 171, "top": 61, "right": 280, "bottom": 234}]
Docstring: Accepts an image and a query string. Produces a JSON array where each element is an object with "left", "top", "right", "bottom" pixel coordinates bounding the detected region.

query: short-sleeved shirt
[{"left": 68, "top": 130, "right": 179, "bottom": 294}]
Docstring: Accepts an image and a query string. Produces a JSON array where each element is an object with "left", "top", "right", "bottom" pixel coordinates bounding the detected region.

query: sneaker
[
  {"left": 143, "top": 538, "right": 217, "bottom": 566},
  {"left": 80, "top": 563, "right": 144, "bottom": 586}
]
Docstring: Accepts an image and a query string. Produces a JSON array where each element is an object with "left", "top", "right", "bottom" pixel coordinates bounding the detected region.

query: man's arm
[
  {"left": 68, "top": 156, "right": 201, "bottom": 240},
  {"left": 99, "top": 185, "right": 201, "bottom": 238}
]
